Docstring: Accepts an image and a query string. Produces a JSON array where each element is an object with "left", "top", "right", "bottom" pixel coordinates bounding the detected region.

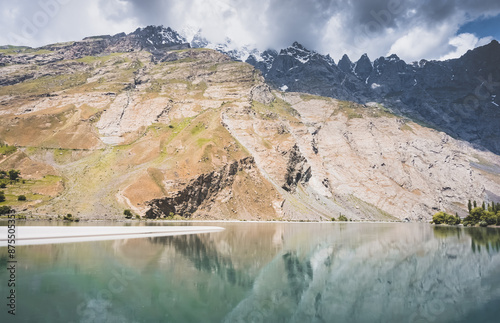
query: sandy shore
[{"left": 0, "top": 226, "right": 224, "bottom": 246}]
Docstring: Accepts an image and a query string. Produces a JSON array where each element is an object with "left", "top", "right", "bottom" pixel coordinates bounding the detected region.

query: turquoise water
[{"left": 1, "top": 222, "right": 500, "bottom": 323}]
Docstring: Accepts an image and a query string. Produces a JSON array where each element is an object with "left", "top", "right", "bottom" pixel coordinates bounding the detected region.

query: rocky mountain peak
[
  {"left": 280, "top": 42, "right": 314, "bottom": 63},
  {"left": 130, "top": 25, "right": 187, "bottom": 49},
  {"left": 338, "top": 54, "right": 354, "bottom": 73},
  {"left": 354, "top": 53, "right": 373, "bottom": 80},
  {"left": 246, "top": 49, "right": 278, "bottom": 74},
  {"left": 458, "top": 38, "right": 500, "bottom": 72},
  {"left": 386, "top": 54, "right": 401, "bottom": 62},
  {"left": 190, "top": 30, "right": 209, "bottom": 49}
]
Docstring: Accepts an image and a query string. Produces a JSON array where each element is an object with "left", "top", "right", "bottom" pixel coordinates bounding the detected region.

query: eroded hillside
[{"left": 1, "top": 40, "right": 499, "bottom": 220}]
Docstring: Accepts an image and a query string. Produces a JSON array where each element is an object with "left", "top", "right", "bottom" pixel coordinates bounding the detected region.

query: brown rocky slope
[{"left": 0, "top": 40, "right": 499, "bottom": 221}]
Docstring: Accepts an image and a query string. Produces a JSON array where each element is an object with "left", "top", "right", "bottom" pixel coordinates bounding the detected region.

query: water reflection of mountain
[
  {"left": 225, "top": 224, "right": 500, "bottom": 323},
  {"left": 150, "top": 234, "right": 253, "bottom": 288}
]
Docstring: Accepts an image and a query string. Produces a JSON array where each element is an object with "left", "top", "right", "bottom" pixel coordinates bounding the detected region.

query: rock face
[
  {"left": 0, "top": 26, "right": 499, "bottom": 220},
  {"left": 223, "top": 92, "right": 500, "bottom": 221},
  {"left": 244, "top": 40, "right": 500, "bottom": 155},
  {"left": 282, "top": 144, "right": 311, "bottom": 193},
  {"left": 145, "top": 157, "right": 277, "bottom": 218}
]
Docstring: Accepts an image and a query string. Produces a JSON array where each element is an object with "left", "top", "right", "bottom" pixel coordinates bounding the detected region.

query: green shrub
[
  {"left": 0, "top": 205, "right": 13, "bottom": 215},
  {"left": 17, "top": 195, "right": 26, "bottom": 201},
  {"left": 8, "top": 170, "right": 20, "bottom": 181},
  {"left": 124, "top": 209, "right": 133, "bottom": 219},
  {"left": 479, "top": 221, "right": 488, "bottom": 227},
  {"left": 331, "top": 217, "right": 336, "bottom": 221},
  {"left": 481, "top": 212, "right": 497, "bottom": 226},
  {"left": 338, "top": 215, "right": 348, "bottom": 221},
  {"left": 0, "top": 191, "right": 5, "bottom": 203},
  {"left": 0, "top": 183, "right": 6, "bottom": 188}
]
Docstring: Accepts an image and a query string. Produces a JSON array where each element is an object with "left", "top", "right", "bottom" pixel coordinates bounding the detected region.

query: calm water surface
[{"left": 1, "top": 222, "right": 500, "bottom": 323}]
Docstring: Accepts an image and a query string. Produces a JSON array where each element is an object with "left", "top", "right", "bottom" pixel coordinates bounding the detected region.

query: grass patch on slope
[
  {"left": 0, "top": 175, "right": 63, "bottom": 208},
  {"left": 0, "top": 46, "right": 53, "bottom": 55},
  {"left": 76, "top": 52, "right": 129, "bottom": 65},
  {"left": 332, "top": 101, "right": 397, "bottom": 120},
  {"left": 337, "top": 101, "right": 363, "bottom": 119},
  {"left": 300, "top": 94, "right": 332, "bottom": 102},
  {"left": 0, "top": 73, "right": 90, "bottom": 96},
  {"left": 0, "top": 144, "right": 17, "bottom": 156},
  {"left": 251, "top": 97, "right": 300, "bottom": 121}
]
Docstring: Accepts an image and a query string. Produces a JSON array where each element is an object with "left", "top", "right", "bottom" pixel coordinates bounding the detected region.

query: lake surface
[{"left": 1, "top": 222, "right": 500, "bottom": 323}]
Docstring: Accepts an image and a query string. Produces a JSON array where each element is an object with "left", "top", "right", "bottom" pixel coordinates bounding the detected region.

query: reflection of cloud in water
[{"left": 224, "top": 225, "right": 500, "bottom": 323}]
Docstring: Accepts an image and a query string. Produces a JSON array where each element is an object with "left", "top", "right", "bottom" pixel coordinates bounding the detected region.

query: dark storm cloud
[
  {"left": 115, "top": 0, "right": 341, "bottom": 49},
  {"left": 115, "top": 0, "right": 500, "bottom": 50},
  {"left": 1, "top": 0, "right": 499, "bottom": 61}
]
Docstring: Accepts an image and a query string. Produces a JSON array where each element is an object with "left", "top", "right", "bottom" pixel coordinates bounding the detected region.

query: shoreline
[
  {"left": 0, "top": 226, "right": 225, "bottom": 246},
  {"left": 0, "top": 218, "right": 415, "bottom": 224},
  {"left": 2, "top": 218, "right": 498, "bottom": 227}
]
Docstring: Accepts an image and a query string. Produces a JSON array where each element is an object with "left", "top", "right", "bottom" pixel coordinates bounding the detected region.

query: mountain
[
  {"left": 0, "top": 25, "right": 189, "bottom": 68},
  {"left": 0, "top": 26, "right": 499, "bottom": 221},
  {"left": 242, "top": 40, "right": 500, "bottom": 155}
]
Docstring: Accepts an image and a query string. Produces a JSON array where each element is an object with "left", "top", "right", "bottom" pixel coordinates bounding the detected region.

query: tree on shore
[
  {"left": 432, "top": 212, "right": 461, "bottom": 225},
  {"left": 463, "top": 207, "right": 499, "bottom": 227}
]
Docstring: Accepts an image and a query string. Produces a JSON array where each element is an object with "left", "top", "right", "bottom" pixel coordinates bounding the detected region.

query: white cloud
[
  {"left": 0, "top": 0, "right": 138, "bottom": 47},
  {"left": 387, "top": 24, "right": 457, "bottom": 62},
  {"left": 439, "top": 33, "right": 494, "bottom": 60}
]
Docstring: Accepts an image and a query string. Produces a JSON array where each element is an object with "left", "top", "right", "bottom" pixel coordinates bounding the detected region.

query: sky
[{"left": 1, "top": 0, "right": 500, "bottom": 63}]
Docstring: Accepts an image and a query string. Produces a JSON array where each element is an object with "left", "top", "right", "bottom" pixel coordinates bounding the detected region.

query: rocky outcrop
[
  {"left": 145, "top": 157, "right": 256, "bottom": 218},
  {"left": 250, "top": 84, "right": 275, "bottom": 105},
  {"left": 282, "top": 144, "right": 312, "bottom": 193}
]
